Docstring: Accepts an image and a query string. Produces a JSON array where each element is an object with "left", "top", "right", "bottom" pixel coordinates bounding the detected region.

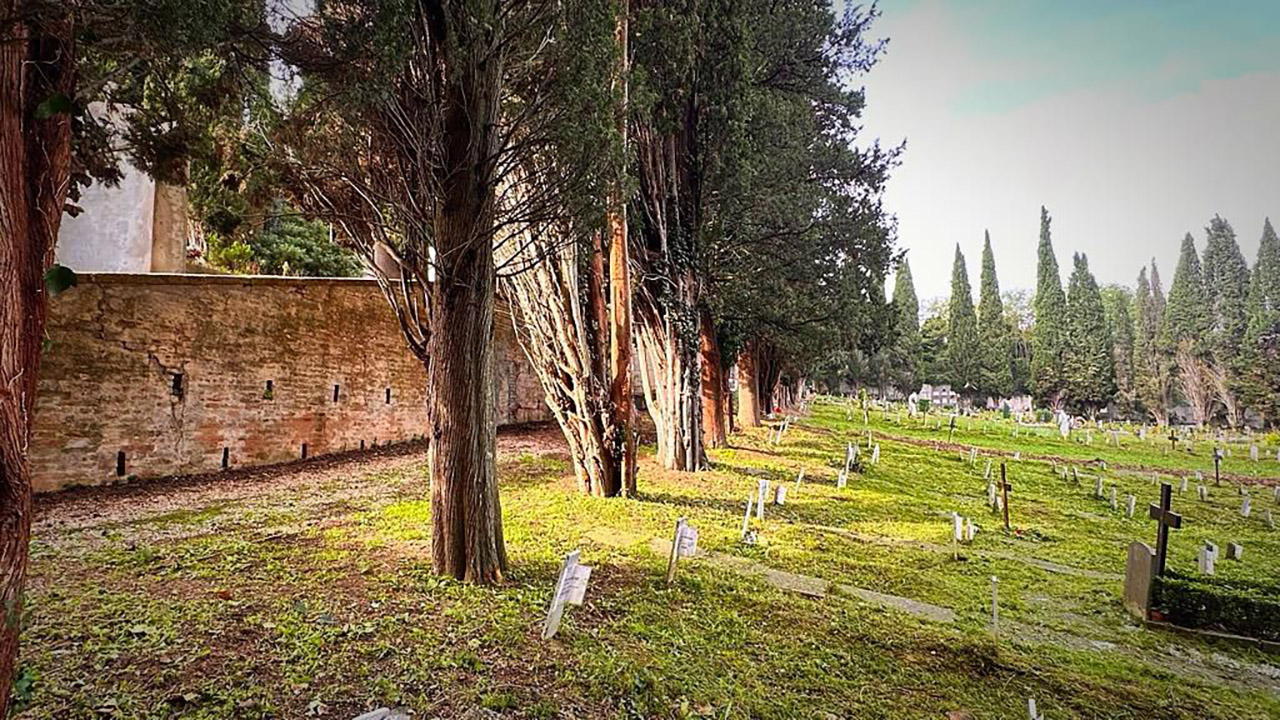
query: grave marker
[
  {"left": 968, "top": 446, "right": 978, "bottom": 465},
  {"left": 756, "top": 478, "right": 769, "bottom": 520},
  {"left": 983, "top": 458, "right": 992, "bottom": 480},
  {"left": 1241, "top": 495, "right": 1251, "bottom": 518},
  {"left": 1028, "top": 698, "right": 1045, "bottom": 720},
  {"left": 1110, "top": 486, "right": 1118, "bottom": 511},
  {"left": 871, "top": 444, "right": 880, "bottom": 465},
  {"left": 1094, "top": 476, "right": 1104, "bottom": 499},
  {"left": 1148, "top": 483, "right": 1182, "bottom": 576},
  {"left": 741, "top": 493, "right": 754, "bottom": 541},
  {"left": 665, "top": 518, "right": 699, "bottom": 583},
  {"left": 1251, "top": 445, "right": 1259, "bottom": 462},
  {"left": 1197, "top": 542, "right": 1217, "bottom": 575},
  {"left": 1265, "top": 510, "right": 1274, "bottom": 530},
  {"left": 1000, "top": 463, "right": 1012, "bottom": 531},
  {"left": 1197, "top": 484, "right": 1208, "bottom": 501},
  {"left": 1126, "top": 494, "right": 1136, "bottom": 519},
  {"left": 1179, "top": 477, "right": 1188, "bottom": 494},
  {"left": 542, "top": 550, "right": 592, "bottom": 639},
  {"left": 774, "top": 484, "right": 788, "bottom": 505},
  {"left": 1227, "top": 542, "right": 1243, "bottom": 561},
  {"left": 990, "top": 575, "right": 1000, "bottom": 635}
]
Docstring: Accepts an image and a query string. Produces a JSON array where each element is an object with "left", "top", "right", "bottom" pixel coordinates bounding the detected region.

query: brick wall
[{"left": 30, "top": 274, "right": 550, "bottom": 493}]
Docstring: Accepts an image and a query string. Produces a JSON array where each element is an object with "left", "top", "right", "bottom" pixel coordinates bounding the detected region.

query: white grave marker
[
  {"left": 756, "top": 478, "right": 769, "bottom": 520},
  {"left": 871, "top": 444, "right": 880, "bottom": 465},
  {"left": 774, "top": 484, "right": 787, "bottom": 505},
  {"left": 1242, "top": 495, "right": 1252, "bottom": 518},
  {"left": 542, "top": 550, "right": 592, "bottom": 639},
  {"left": 1126, "top": 494, "right": 1136, "bottom": 519}
]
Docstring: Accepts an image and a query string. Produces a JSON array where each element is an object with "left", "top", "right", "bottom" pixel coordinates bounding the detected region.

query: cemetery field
[{"left": 17, "top": 407, "right": 1280, "bottom": 720}]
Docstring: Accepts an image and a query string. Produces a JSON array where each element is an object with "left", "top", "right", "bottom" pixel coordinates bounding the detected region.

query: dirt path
[{"left": 34, "top": 422, "right": 568, "bottom": 536}]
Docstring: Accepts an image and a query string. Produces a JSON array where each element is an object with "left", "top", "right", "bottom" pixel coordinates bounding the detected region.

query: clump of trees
[{"left": 894, "top": 207, "right": 1279, "bottom": 427}]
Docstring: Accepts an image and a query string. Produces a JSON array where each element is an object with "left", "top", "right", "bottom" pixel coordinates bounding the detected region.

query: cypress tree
[
  {"left": 1063, "top": 253, "right": 1113, "bottom": 414},
  {"left": 947, "top": 244, "right": 980, "bottom": 397},
  {"left": 1101, "top": 285, "right": 1136, "bottom": 419},
  {"left": 1030, "top": 207, "right": 1067, "bottom": 407},
  {"left": 1201, "top": 216, "right": 1251, "bottom": 424},
  {"left": 1163, "top": 233, "right": 1211, "bottom": 353},
  {"left": 977, "top": 232, "right": 1012, "bottom": 400},
  {"left": 1242, "top": 218, "right": 1280, "bottom": 425},
  {"left": 890, "top": 257, "right": 921, "bottom": 393}
]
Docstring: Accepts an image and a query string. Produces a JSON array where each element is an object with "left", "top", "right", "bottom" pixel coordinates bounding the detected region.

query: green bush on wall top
[{"left": 1153, "top": 570, "right": 1280, "bottom": 642}]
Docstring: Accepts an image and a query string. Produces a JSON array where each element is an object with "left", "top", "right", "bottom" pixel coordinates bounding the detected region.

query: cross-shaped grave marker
[
  {"left": 1214, "top": 448, "right": 1222, "bottom": 486},
  {"left": 1148, "top": 482, "right": 1182, "bottom": 576}
]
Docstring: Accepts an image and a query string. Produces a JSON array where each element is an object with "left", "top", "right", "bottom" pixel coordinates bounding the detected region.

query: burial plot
[{"left": 543, "top": 550, "right": 593, "bottom": 639}]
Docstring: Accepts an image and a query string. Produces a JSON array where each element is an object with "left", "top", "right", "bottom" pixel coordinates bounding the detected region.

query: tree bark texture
[
  {"left": 699, "top": 306, "right": 726, "bottom": 448},
  {"left": 0, "top": 4, "right": 76, "bottom": 712},
  {"left": 736, "top": 341, "right": 762, "bottom": 428},
  {"left": 427, "top": 7, "right": 508, "bottom": 582}
]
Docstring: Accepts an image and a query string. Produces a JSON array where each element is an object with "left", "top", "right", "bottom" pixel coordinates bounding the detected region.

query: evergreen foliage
[
  {"left": 976, "top": 232, "right": 1012, "bottom": 400},
  {"left": 1100, "top": 285, "right": 1136, "bottom": 418},
  {"left": 889, "top": 258, "right": 921, "bottom": 393},
  {"left": 1030, "top": 207, "right": 1067, "bottom": 406},
  {"left": 1163, "top": 234, "right": 1211, "bottom": 353},
  {"left": 1242, "top": 219, "right": 1280, "bottom": 425},
  {"left": 946, "top": 245, "right": 979, "bottom": 396},
  {"left": 1063, "top": 253, "right": 1113, "bottom": 413}
]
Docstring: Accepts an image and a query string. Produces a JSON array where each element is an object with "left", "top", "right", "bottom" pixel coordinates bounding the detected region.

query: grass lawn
[{"left": 16, "top": 402, "right": 1280, "bottom": 719}]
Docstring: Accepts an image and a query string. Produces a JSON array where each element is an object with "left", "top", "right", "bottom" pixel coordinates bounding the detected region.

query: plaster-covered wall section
[
  {"left": 56, "top": 168, "right": 157, "bottom": 273},
  {"left": 30, "top": 274, "right": 549, "bottom": 492}
]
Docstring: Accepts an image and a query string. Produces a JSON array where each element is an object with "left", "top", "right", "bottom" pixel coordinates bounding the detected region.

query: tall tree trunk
[
  {"left": 607, "top": 0, "right": 636, "bottom": 495},
  {"left": 0, "top": 6, "right": 76, "bottom": 712},
  {"left": 699, "top": 307, "right": 726, "bottom": 448},
  {"left": 635, "top": 283, "right": 705, "bottom": 471},
  {"left": 736, "top": 341, "right": 762, "bottom": 428},
  {"left": 428, "top": 17, "right": 507, "bottom": 583}
]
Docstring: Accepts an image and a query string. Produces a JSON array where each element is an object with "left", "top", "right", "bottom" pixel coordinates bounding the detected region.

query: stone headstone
[
  {"left": 1227, "top": 541, "right": 1243, "bottom": 561},
  {"left": 1126, "top": 494, "right": 1136, "bottom": 519},
  {"left": 1028, "top": 699, "right": 1045, "bottom": 720},
  {"left": 1198, "top": 542, "right": 1218, "bottom": 575},
  {"left": 969, "top": 447, "right": 978, "bottom": 465},
  {"left": 988, "top": 482, "right": 998, "bottom": 509},
  {"left": 1265, "top": 509, "right": 1274, "bottom": 530},
  {"left": 983, "top": 458, "right": 992, "bottom": 480},
  {"left": 1094, "top": 476, "right": 1104, "bottom": 499},
  {"left": 1274, "top": 486, "right": 1279, "bottom": 504},
  {"left": 1197, "top": 485, "right": 1207, "bottom": 501},
  {"left": 1251, "top": 445, "right": 1259, "bottom": 462},
  {"left": 953, "top": 513, "right": 964, "bottom": 542},
  {"left": 837, "top": 468, "right": 847, "bottom": 489},
  {"left": 1196, "top": 471, "right": 1203, "bottom": 484},
  {"left": 1013, "top": 451, "right": 1020, "bottom": 461},
  {"left": 1123, "top": 541, "right": 1156, "bottom": 619},
  {"left": 871, "top": 444, "right": 880, "bottom": 465},
  {"left": 965, "top": 518, "right": 978, "bottom": 542},
  {"left": 1110, "top": 486, "right": 1118, "bottom": 510},
  {"left": 774, "top": 484, "right": 787, "bottom": 505},
  {"left": 1074, "top": 466, "right": 1082, "bottom": 485},
  {"left": 1241, "top": 495, "right": 1251, "bottom": 518},
  {"left": 741, "top": 494, "right": 754, "bottom": 540},
  {"left": 1179, "top": 477, "right": 1188, "bottom": 494},
  {"left": 756, "top": 478, "right": 769, "bottom": 519}
]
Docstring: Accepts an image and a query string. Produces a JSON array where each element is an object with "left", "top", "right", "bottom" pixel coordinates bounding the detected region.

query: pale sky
[{"left": 860, "top": 0, "right": 1280, "bottom": 303}]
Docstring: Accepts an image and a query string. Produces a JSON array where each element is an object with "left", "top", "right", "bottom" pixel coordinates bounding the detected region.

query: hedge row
[{"left": 1153, "top": 570, "right": 1280, "bottom": 641}]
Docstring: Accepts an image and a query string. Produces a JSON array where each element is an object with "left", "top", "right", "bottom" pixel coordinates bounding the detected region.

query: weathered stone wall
[{"left": 30, "top": 274, "right": 549, "bottom": 493}]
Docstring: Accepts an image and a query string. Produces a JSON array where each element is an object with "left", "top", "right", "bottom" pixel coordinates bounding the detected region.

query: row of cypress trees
[{"left": 890, "top": 211, "right": 1280, "bottom": 426}]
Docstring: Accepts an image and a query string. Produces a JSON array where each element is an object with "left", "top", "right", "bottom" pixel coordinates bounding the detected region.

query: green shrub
[
  {"left": 1153, "top": 570, "right": 1280, "bottom": 641},
  {"left": 917, "top": 398, "right": 931, "bottom": 413}
]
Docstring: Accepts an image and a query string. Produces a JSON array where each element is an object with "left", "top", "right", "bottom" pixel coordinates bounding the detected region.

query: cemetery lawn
[{"left": 18, "top": 406, "right": 1280, "bottom": 719}]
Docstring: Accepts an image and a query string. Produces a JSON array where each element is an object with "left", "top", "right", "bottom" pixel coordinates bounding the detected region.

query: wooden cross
[
  {"left": 1148, "top": 482, "right": 1182, "bottom": 576},
  {"left": 1000, "top": 462, "right": 1012, "bottom": 531}
]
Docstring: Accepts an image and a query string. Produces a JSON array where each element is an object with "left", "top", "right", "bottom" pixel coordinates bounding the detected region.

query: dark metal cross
[
  {"left": 1168, "top": 430, "right": 1178, "bottom": 452},
  {"left": 948, "top": 415, "right": 957, "bottom": 442},
  {"left": 1148, "top": 482, "right": 1182, "bottom": 576},
  {"left": 1214, "top": 449, "right": 1221, "bottom": 486},
  {"left": 1000, "top": 462, "right": 1012, "bottom": 531}
]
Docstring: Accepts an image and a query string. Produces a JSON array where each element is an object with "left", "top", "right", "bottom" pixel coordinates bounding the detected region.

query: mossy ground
[{"left": 16, "top": 401, "right": 1280, "bottom": 719}]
